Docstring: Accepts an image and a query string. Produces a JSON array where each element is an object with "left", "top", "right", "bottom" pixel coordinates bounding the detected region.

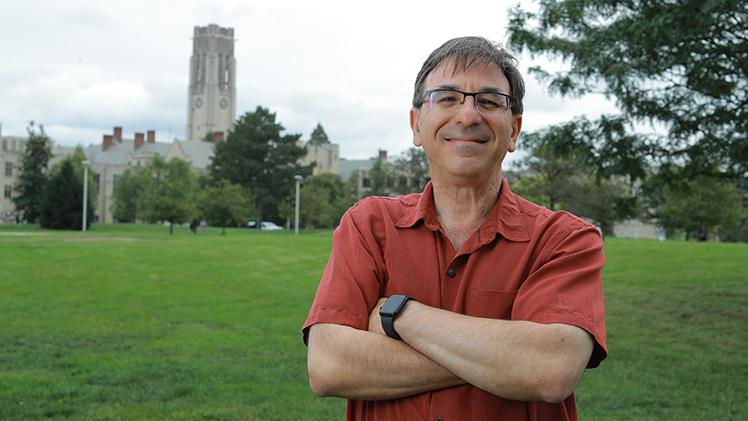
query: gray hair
[{"left": 412, "top": 36, "right": 525, "bottom": 116}]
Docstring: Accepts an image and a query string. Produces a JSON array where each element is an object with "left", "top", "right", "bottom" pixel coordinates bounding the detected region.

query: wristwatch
[{"left": 379, "top": 295, "right": 413, "bottom": 340}]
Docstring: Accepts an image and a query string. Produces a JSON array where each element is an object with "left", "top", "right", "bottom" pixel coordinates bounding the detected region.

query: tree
[
  {"left": 202, "top": 131, "right": 214, "bottom": 143},
  {"left": 39, "top": 159, "right": 90, "bottom": 230},
  {"left": 389, "top": 148, "right": 431, "bottom": 196},
  {"left": 197, "top": 179, "right": 256, "bottom": 235},
  {"left": 208, "top": 106, "right": 314, "bottom": 225},
  {"left": 69, "top": 146, "right": 97, "bottom": 221},
  {"left": 507, "top": 0, "right": 748, "bottom": 183},
  {"left": 110, "top": 166, "right": 150, "bottom": 222},
  {"left": 13, "top": 122, "right": 53, "bottom": 223},
  {"left": 138, "top": 156, "right": 196, "bottom": 235},
  {"left": 365, "top": 154, "right": 390, "bottom": 197},
  {"left": 511, "top": 123, "right": 637, "bottom": 236},
  {"left": 658, "top": 176, "right": 744, "bottom": 241},
  {"left": 512, "top": 127, "right": 588, "bottom": 211},
  {"left": 307, "top": 122, "right": 330, "bottom": 145}
]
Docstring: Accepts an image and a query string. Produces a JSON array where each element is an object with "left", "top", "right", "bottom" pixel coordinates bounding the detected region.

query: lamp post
[
  {"left": 82, "top": 160, "right": 90, "bottom": 232},
  {"left": 294, "top": 175, "right": 302, "bottom": 236}
]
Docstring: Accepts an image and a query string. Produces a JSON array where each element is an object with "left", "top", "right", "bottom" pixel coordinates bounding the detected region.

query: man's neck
[{"left": 431, "top": 175, "right": 503, "bottom": 251}]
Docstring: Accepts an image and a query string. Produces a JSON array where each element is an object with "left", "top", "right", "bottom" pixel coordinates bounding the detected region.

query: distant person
[
  {"left": 190, "top": 219, "right": 197, "bottom": 235},
  {"left": 199, "top": 219, "right": 208, "bottom": 235},
  {"left": 698, "top": 225, "right": 707, "bottom": 242},
  {"left": 658, "top": 225, "right": 666, "bottom": 242},
  {"left": 303, "top": 36, "right": 606, "bottom": 421}
]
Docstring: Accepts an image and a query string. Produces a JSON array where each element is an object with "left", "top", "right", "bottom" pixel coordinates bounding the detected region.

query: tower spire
[{"left": 186, "top": 24, "right": 236, "bottom": 141}]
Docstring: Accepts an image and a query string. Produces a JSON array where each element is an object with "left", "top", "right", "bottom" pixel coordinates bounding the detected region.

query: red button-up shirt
[{"left": 304, "top": 179, "right": 607, "bottom": 421}]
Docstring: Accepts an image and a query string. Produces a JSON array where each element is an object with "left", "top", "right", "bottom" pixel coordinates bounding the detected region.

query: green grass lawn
[{"left": 1, "top": 224, "right": 746, "bottom": 420}]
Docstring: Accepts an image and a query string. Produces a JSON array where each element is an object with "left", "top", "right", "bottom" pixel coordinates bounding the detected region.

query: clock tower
[{"left": 186, "top": 24, "right": 236, "bottom": 141}]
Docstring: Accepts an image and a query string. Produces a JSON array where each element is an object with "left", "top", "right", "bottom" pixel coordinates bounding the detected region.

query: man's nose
[{"left": 455, "top": 95, "right": 482, "bottom": 125}]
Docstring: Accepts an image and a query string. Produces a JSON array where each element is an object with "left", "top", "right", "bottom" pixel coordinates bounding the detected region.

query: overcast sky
[{"left": 0, "top": 0, "right": 619, "bottom": 163}]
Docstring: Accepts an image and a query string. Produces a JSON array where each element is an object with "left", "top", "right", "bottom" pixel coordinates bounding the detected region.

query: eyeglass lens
[{"left": 428, "top": 90, "right": 510, "bottom": 115}]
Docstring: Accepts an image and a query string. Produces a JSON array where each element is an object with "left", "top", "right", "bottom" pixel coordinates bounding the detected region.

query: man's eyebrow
[{"left": 434, "top": 84, "right": 508, "bottom": 95}]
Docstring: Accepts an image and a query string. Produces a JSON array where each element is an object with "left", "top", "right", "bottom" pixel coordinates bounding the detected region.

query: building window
[
  {"left": 3, "top": 186, "right": 10, "bottom": 199},
  {"left": 4, "top": 162, "right": 11, "bottom": 177},
  {"left": 93, "top": 173, "right": 100, "bottom": 192}
]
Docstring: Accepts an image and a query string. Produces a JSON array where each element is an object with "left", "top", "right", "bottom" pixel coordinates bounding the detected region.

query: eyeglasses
[{"left": 422, "top": 89, "right": 514, "bottom": 116}]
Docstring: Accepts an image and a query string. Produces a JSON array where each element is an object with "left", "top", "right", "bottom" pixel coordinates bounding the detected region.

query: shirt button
[
  {"left": 447, "top": 269, "right": 456, "bottom": 278},
  {"left": 436, "top": 419, "right": 444, "bottom": 421}
]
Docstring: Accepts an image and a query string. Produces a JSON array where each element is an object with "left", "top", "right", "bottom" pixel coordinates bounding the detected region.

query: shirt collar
[{"left": 396, "top": 178, "right": 530, "bottom": 243}]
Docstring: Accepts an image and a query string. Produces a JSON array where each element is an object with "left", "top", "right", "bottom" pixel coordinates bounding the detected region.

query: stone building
[
  {"left": 0, "top": 23, "right": 342, "bottom": 225},
  {"left": 51, "top": 127, "right": 216, "bottom": 224},
  {"left": 186, "top": 24, "right": 236, "bottom": 142},
  {"left": 0, "top": 124, "right": 29, "bottom": 224}
]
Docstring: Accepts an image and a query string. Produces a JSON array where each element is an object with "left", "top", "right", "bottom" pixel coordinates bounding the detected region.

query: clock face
[
  {"left": 195, "top": 98, "right": 203, "bottom": 108},
  {"left": 220, "top": 99, "right": 228, "bottom": 109}
]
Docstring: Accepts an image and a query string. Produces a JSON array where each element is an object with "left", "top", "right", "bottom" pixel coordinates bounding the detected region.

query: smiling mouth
[{"left": 446, "top": 138, "right": 487, "bottom": 143}]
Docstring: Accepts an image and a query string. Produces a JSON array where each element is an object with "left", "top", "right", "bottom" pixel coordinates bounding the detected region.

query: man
[{"left": 303, "top": 36, "right": 607, "bottom": 421}]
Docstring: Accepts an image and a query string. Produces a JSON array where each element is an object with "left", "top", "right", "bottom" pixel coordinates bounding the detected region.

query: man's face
[{"left": 410, "top": 60, "right": 522, "bottom": 185}]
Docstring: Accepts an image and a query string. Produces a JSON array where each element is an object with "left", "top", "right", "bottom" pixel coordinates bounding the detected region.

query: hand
[{"left": 368, "top": 297, "right": 388, "bottom": 335}]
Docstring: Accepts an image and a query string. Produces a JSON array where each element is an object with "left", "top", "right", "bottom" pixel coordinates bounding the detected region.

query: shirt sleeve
[
  {"left": 302, "top": 198, "right": 387, "bottom": 345},
  {"left": 512, "top": 213, "right": 608, "bottom": 368}
]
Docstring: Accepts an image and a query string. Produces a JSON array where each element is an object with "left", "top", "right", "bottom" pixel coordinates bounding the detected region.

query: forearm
[
  {"left": 395, "top": 302, "right": 594, "bottom": 403},
  {"left": 307, "top": 323, "right": 465, "bottom": 400}
]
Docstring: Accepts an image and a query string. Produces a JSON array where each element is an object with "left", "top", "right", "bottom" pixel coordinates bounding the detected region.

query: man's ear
[
  {"left": 410, "top": 107, "right": 422, "bottom": 147},
  {"left": 508, "top": 115, "right": 522, "bottom": 153}
]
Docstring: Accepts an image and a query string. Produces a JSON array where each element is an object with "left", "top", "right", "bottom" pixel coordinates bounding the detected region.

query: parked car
[{"left": 246, "top": 221, "right": 284, "bottom": 231}]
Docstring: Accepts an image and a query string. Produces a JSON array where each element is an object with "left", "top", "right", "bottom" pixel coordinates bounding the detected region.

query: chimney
[
  {"left": 134, "top": 132, "right": 145, "bottom": 149},
  {"left": 147, "top": 130, "right": 155, "bottom": 143},
  {"left": 378, "top": 149, "right": 387, "bottom": 161},
  {"left": 213, "top": 131, "right": 224, "bottom": 143},
  {"left": 114, "top": 127, "right": 123, "bottom": 143},
  {"left": 103, "top": 135, "right": 114, "bottom": 151}
]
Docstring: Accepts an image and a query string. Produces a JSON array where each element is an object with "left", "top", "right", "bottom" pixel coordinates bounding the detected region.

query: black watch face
[{"left": 380, "top": 295, "right": 408, "bottom": 316}]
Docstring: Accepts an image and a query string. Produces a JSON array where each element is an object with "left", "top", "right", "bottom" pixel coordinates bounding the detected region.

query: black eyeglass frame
[{"left": 422, "top": 89, "right": 515, "bottom": 115}]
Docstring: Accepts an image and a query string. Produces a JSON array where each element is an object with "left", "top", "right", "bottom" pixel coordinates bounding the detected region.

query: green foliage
[
  {"left": 507, "top": 0, "right": 748, "bottom": 183},
  {"left": 110, "top": 166, "right": 150, "bottom": 223},
  {"left": 39, "top": 159, "right": 90, "bottom": 230},
  {"left": 208, "top": 106, "right": 314, "bottom": 225},
  {"left": 12, "top": 122, "right": 53, "bottom": 223},
  {"left": 365, "top": 155, "right": 390, "bottom": 197},
  {"left": 389, "top": 147, "right": 431, "bottom": 196},
  {"left": 300, "top": 174, "right": 351, "bottom": 229},
  {"left": 201, "top": 131, "right": 214, "bottom": 143},
  {"left": 658, "top": 176, "right": 744, "bottom": 240},
  {"left": 362, "top": 148, "right": 431, "bottom": 198},
  {"left": 138, "top": 156, "right": 197, "bottom": 235},
  {"left": 197, "top": 179, "right": 256, "bottom": 235},
  {"left": 512, "top": 124, "right": 636, "bottom": 235},
  {"left": 307, "top": 122, "right": 330, "bottom": 145}
]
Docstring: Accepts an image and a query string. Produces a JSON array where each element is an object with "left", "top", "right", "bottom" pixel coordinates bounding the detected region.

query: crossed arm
[{"left": 307, "top": 298, "right": 594, "bottom": 403}]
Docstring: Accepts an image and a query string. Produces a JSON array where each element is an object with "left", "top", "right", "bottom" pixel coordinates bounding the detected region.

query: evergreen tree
[
  {"left": 13, "top": 122, "right": 53, "bottom": 223},
  {"left": 307, "top": 122, "right": 330, "bottom": 145},
  {"left": 507, "top": 0, "right": 748, "bottom": 184},
  {"left": 39, "top": 159, "right": 87, "bottom": 230},
  {"left": 208, "top": 106, "right": 313, "bottom": 225}
]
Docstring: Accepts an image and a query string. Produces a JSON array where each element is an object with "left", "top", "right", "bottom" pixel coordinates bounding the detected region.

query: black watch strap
[{"left": 379, "top": 295, "right": 413, "bottom": 340}]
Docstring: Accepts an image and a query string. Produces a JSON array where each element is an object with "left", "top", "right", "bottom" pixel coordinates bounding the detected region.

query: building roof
[
  {"left": 339, "top": 158, "right": 376, "bottom": 181},
  {"left": 174, "top": 140, "right": 214, "bottom": 169},
  {"left": 54, "top": 139, "right": 214, "bottom": 169}
]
